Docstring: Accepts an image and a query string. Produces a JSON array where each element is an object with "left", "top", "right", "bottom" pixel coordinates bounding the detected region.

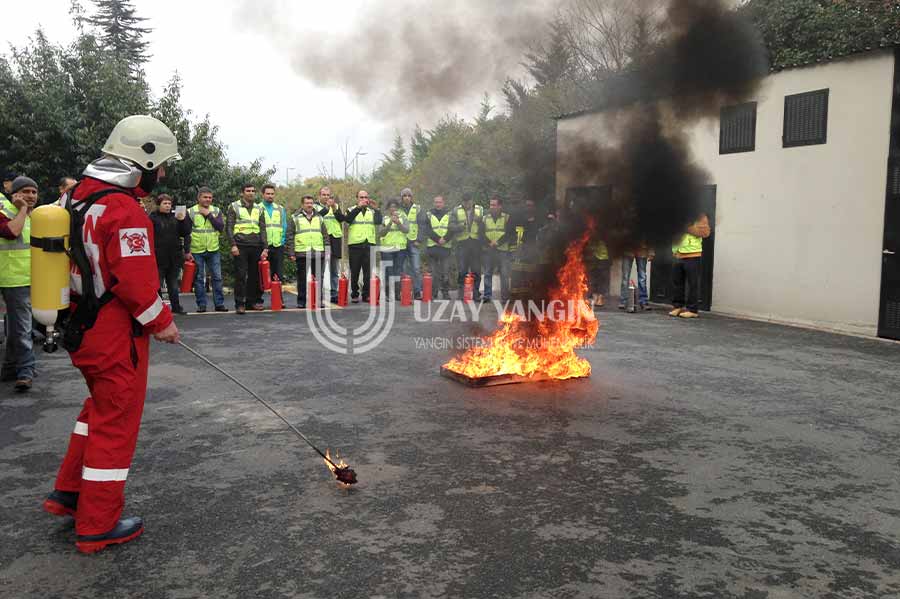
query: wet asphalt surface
[{"left": 1, "top": 296, "right": 899, "bottom": 599}]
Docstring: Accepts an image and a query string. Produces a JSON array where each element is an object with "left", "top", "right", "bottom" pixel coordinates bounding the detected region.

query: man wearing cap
[
  {"left": 42, "top": 115, "right": 180, "bottom": 554},
  {"left": 0, "top": 176, "right": 38, "bottom": 391}
]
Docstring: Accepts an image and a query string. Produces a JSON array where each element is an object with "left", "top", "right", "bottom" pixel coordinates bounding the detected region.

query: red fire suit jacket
[{"left": 69, "top": 177, "right": 173, "bottom": 335}]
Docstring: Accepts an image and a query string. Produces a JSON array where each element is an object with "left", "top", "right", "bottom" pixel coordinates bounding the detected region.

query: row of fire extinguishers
[{"left": 178, "top": 261, "right": 483, "bottom": 309}]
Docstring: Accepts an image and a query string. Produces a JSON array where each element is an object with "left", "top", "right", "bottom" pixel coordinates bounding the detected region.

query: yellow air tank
[{"left": 30, "top": 205, "right": 71, "bottom": 352}]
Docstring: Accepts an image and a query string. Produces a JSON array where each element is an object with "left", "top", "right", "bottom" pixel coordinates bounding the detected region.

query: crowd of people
[{"left": 0, "top": 168, "right": 712, "bottom": 394}]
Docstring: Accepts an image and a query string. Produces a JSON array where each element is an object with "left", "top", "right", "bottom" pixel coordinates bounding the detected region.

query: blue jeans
[
  {"left": 405, "top": 243, "right": 423, "bottom": 295},
  {"left": 381, "top": 250, "right": 408, "bottom": 299},
  {"left": 619, "top": 256, "right": 649, "bottom": 306},
  {"left": 482, "top": 248, "right": 511, "bottom": 300},
  {"left": 1, "top": 286, "right": 36, "bottom": 379},
  {"left": 193, "top": 251, "right": 225, "bottom": 308}
]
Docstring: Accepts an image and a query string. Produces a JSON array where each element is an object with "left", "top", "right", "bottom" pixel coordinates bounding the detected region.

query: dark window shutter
[
  {"left": 719, "top": 102, "right": 757, "bottom": 154},
  {"left": 783, "top": 89, "right": 829, "bottom": 147}
]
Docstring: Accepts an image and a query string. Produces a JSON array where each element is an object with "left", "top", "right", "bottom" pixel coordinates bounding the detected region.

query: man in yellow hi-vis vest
[
  {"left": 451, "top": 193, "right": 484, "bottom": 300},
  {"left": 0, "top": 176, "right": 38, "bottom": 392},
  {"left": 261, "top": 184, "right": 287, "bottom": 284},
  {"left": 399, "top": 188, "right": 424, "bottom": 299},
  {"left": 345, "top": 190, "right": 382, "bottom": 303},
  {"left": 287, "top": 195, "right": 329, "bottom": 308},
  {"left": 187, "top": 187, "right": 227, "bottom": 313},
  {"left": 424, "top": 195, "right": 454, "bottom": 300},
  {"left": 314, "top": 186, "right": 345, "bottom": 304},
  {"left": 480, "top": 195, "right": 514, "bottom": 302},
  {"left": 670, "top": 213, "right": 711, "bottom": 319},
  {"left": 226, "top": 183, "right": 268, "bottom": 313}
]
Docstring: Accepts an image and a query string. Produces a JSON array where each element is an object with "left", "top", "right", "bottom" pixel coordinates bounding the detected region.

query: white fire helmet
[{"left": 101, "top": 115, "right": 181, "bottom": 171}]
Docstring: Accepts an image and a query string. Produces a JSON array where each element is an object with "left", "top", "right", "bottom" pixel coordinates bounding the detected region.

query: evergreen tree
[
  {"left": 86, "top": 0, "right": 151, "bottom": 68},
  {"left": 410, "top": 125, "right": 430, "bottom": 169}
]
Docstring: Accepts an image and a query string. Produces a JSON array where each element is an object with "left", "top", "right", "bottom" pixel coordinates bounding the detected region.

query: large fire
[{"left": 443, "top": 231, "right": 599, "bottom": 380}]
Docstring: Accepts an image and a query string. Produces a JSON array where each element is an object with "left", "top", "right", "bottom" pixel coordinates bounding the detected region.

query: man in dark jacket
[{"left": 149, "top": 193, "right": 191, "bottom": 314}]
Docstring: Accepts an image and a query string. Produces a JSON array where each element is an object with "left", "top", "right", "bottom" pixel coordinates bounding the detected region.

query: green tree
[
  {"left": 85, "top": 0, "right": 152, "bottom": 70},
  {"left": 743, "top": 0, "right": 900, "bottom": 69}
]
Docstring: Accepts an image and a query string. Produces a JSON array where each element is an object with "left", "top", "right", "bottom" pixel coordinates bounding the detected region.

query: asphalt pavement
[{"left": 1, "top": 297, "right": 899, "bottom": 599}]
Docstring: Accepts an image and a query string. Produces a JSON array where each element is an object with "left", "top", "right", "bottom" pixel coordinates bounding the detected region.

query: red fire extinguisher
[
  {"left": 370, "top": 275, "right": 380, "bottom": 306},
  {"left": 463, "top": 272, "right": 474, "bottom": 303},
  {"left": 308, "top": 274, "right": 318, "bottom": 311},
  {"left": 270, "top": 275, "right": 283, "bottom": 311},
  {"left": 400, "top": 274, "right": 413, "bottom": 306},
  {"left": 337, "top": 272, "right": 349, "bottom": 307},
  {"left": 180, "top": 259, "right": 196, "bottom": 293},
  {"left": 258, "top": 259, "right": 271, "bottom": 291},
  {"left": 422, "top": 272, "right": 432, "bottom": 303}
]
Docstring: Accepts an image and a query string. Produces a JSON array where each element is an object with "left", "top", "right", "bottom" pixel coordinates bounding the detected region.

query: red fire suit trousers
[{"left": 53, "top": 307, "right": 149, "bottom": 536}]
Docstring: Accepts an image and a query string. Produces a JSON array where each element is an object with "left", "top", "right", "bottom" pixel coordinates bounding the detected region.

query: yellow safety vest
[
  {"left": 427, "top": 212, "right": 453, "bottom": 249},
  {"left": 315, "top": 203, "right": 343, "bottom": 239},
  {"left": 263, "top": 203, "right": 285, "bottom": 248},
  {"left": 404, "top": 203, "right": 419, "bottom": 241},
  {"left": 673, "top": 233, "right": 703, "bottom": 255},
  {"left": 188, "top": 206, "right": 221, "bottom": 253},
  {"left": 454, "top": 205, "right": 483, "bottom": 241},
  {"left": 0, "top": 199, "right": 30, "bottom": 287},
  {"left": 347, "top": 208, "right": 376, "bottom": 245},
  {"left": 483, "top": 212, "right": 510, "bottom": 252},
  {"left": 515, "top": 225, "right": 525, "bottom": 250},
  {"left": 293, "top": 212, "right": 325, "bottom": 252},
  {"left": 381, "top": 215, "right": 408, "bottom": 251},
  {"left": 231, "top": 201, "right": 262, "bottom": 236}
]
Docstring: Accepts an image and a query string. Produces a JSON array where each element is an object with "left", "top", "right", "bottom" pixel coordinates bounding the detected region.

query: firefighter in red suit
[{"left": 41, "top": 115, "right": 181, "bottom": 554}]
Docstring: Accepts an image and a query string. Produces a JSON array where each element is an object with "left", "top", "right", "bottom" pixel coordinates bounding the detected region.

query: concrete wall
[{"left": 557, "top": 50, "right": 895, "bottom": 335}]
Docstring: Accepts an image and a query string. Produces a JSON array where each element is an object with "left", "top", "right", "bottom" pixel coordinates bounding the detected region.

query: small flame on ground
[
  {"left": 324, "top": 448, "right": 356, "bottom": 485},
  {"left": 443, "top": 229, "right": 599, "bottom": 381}
]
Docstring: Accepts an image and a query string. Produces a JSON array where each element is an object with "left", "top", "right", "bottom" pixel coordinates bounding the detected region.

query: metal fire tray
[{"left": 440, "top": 366, "right": 585, "bottom": 388}]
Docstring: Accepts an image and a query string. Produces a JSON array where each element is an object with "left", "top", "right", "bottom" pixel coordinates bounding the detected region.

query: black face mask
[{"left": 138, "top": 169, "right": 160, "bottom": 195}]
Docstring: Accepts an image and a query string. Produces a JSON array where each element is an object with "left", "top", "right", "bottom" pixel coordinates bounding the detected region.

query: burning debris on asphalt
[
  {"left": 325, "top": 449, "right": 358, "bottom": 486},
  {"left": 443, "top": 227, "right": 599, "bottom": 383}
]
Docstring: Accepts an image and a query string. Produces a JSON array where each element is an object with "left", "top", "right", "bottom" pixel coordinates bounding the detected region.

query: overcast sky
[{"left": 14, "top": 0, "right": 519, "bottom": 185}]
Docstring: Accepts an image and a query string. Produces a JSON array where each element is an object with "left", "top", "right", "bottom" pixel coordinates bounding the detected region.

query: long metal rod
[{"left": 178, "top": 340, "right": 339, "bottom": 469}]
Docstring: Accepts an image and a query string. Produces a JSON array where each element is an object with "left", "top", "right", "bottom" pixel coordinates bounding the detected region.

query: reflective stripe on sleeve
[
  {"left": 73, "top": 421, "right": 88, "bottom": 436},
  {"left": 136, "top": 296, "right": 164, "bottom": 325},
  {"left": 82, "top": 467, "right": 129, "bottom": 482}
]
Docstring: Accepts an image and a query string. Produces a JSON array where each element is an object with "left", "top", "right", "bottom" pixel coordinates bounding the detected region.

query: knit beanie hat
[{"left": 10, "top": 176, "right": 38, "bottom": 194}]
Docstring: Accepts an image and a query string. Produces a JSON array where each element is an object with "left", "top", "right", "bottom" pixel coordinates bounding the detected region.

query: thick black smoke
[{"left": 541, "top": 0, "right": 768, "bottom": 299}]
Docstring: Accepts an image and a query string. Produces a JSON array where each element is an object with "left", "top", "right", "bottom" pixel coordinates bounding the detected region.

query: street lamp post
[
  {"left": 353, "top": 151, "right": 367, "bottom": 181},
  {"left": 285, "top": 167, "right": 295, "bottom": 186}
]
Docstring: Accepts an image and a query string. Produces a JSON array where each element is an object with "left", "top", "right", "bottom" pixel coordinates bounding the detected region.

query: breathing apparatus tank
[{"left": 30, "top": 205, "right": 71, "bottom": 353}]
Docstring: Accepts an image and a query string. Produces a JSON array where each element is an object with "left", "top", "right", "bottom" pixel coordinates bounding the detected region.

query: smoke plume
[
  {"left": 237, "top": 0, "right": 558, "bottom": 122},
  {"left": 542, "top": 0, "right": 768, "bottom": 299}
]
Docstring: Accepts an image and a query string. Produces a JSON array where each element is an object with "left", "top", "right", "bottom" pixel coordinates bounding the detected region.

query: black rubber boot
[
  {"left": 43, "top": 490, "right": 79, "bottom": 518},
  {"left": 76, "top": 516, "right": 144, "bottom": 554}
]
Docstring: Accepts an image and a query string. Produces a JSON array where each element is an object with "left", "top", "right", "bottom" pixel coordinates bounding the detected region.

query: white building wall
[{"left": 557, "top": 50, "right": 895, "bottom": 336}]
